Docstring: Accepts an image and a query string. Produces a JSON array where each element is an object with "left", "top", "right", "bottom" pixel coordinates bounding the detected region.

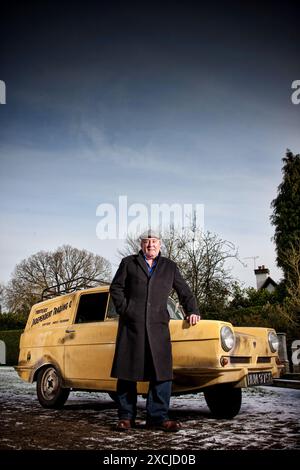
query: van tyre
[
  {"left": 37, "top": 366, "right": 70, "bottom": 408},
  {"left": 204, "top": 384, "right": 242, "bottom": 419}
]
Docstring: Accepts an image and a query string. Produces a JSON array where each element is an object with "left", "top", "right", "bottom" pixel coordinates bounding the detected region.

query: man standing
[{"left": 110, "top": 230, "right": 200, "bottom": 432}]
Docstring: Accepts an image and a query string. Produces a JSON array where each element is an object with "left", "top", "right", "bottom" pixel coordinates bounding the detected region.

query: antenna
[{"left": 243, "top": 256, "right": 259, "bottom": 269}]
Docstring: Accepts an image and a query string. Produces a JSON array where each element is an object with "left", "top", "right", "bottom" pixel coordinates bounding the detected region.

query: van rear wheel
[
  {"left": 204, "top": 384, "right": 242, "bottom": 419},
  {"left": 36, "top": 366, "right": 70, "bottom": 409}
]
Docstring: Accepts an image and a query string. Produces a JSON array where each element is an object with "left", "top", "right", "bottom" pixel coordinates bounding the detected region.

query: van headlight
[
  {"left": 268, "top": 331, "right": 279, "bottom": 352},
  {"left": 220, "top": 326, "right": 235, "bottom": 352}
]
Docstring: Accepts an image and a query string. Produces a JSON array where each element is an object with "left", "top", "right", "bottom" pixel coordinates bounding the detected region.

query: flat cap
[{"left": 139, "top": 229, "right": 161, "bottom": 240}]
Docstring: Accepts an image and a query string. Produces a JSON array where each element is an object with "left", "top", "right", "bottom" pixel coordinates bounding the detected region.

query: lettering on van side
[
  {"left": 31, "top": 301, "right": 72, "bottom": 327},
  {"left": 31, "top": 310, "right": 53, "bottom": 326},
  {"left": 35, "top": 308, "right": 48, "bottom": 315},
  {"left": 53, "top": 303, "right": 69, "bottom": 315}
]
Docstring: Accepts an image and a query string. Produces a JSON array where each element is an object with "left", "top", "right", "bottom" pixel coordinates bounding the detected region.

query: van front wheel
[
  {"left": 204, "top": 384, "right": 242, "bottom": 419},
  {"left": 36, "top": 366, "right": 70, "bottom": 408}
]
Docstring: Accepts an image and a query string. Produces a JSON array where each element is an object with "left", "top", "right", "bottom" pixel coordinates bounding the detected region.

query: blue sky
[{"left": 0, "top": 1, "right": 299, "bottom": 287}]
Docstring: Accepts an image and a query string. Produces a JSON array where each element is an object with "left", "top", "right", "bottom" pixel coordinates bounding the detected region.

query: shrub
[{"left": 0, "top": 312, "right": 27, "bottom": 330}]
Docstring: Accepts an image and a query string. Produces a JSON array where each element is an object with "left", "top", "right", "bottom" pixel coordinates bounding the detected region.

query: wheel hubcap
[{"left": 42, "top": 368, "right": 59, "bottom": 399}]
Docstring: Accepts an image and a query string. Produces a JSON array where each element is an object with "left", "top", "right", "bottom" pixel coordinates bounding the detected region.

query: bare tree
[
  {"left": 118, "top": 226, "right": 240, "bottom": 313},
  {"left": 118, "top": 236, "right": 140, "bottom": 258},
  {"left": 5, "top": 245, "right": 112, "bottom": 315},
  {"left": 0, "top": 282, "right": 5, "bottom": 314}
]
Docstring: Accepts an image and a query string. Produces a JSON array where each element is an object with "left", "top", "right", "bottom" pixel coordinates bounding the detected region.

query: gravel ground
[{"left": 0, "top": 367, "right": 299, "bottom": 451}]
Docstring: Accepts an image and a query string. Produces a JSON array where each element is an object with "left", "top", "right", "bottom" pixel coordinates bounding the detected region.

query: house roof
[{"left": 259, "top": 277, "right": 278, "bottom": 290}]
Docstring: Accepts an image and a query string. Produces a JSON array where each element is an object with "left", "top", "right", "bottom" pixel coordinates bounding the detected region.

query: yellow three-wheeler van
[{"left": 15, "top": 282, "right": 282, "bottom": 418}]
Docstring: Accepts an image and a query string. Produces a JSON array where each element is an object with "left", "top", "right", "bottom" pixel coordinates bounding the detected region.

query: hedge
[
  {"left": 0, "top": 312, "right": 27, "bottom": 330},
  {"left": 0, "top": 330, "right": 23, "bottom": 366}
]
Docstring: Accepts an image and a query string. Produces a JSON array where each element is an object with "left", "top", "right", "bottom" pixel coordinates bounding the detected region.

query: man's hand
[{"left": 187, "top": 314, "right": 201, "bottom": 326}]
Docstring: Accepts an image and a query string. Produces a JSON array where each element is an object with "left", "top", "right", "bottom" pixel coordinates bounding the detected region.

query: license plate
[{"left": 247, "top": 372, "right": 273, "bottom": 386}]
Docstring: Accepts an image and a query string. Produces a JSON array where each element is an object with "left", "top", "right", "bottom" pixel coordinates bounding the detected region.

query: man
[{"left": 110, "top": 230, "right": 200, "bottom": 432}]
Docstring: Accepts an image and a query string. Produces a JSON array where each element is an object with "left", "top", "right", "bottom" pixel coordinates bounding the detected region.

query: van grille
[
  {"left": 229, "top": 356, "right": 251, "bottom": 364},
  {"left": 257, "top": 357, "right": 271, "bottom": 363}
]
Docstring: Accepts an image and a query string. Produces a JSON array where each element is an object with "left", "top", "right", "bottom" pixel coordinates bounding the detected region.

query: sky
[{"left": 0, "top": 0, "right": 300, "bottom": 288}]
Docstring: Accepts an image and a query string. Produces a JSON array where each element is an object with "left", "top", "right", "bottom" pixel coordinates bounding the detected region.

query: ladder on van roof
[{"left": 41, "top": 277, "right": 110, "bottom": 300}]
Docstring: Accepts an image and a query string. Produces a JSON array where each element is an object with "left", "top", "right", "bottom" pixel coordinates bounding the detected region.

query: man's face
[{"left": 141, "top": 238, "right": 161, "bottom": 259}]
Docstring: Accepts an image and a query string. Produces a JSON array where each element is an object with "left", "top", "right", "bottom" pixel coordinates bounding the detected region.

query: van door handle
[{"left": 65, "top": 329, "right": 75, "bottom": 333}]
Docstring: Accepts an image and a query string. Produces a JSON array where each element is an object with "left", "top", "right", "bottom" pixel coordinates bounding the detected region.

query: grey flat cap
[{"left": 139, "top": 229, "right": 161, "bottom": 240}]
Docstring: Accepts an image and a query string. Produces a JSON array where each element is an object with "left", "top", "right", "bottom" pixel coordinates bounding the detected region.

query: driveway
[{"left": 0, "top": 367, "right": 299, "bottom": 451}]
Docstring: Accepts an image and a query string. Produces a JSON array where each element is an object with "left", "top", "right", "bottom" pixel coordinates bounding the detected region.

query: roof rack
[{"left": 41, "top": 277, "right": 110, "bottom": 300}]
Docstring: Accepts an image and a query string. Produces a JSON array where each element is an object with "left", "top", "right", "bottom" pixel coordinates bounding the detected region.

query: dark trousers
[{"left": 116, "top": 379, "right": 172, "bottom": 424}]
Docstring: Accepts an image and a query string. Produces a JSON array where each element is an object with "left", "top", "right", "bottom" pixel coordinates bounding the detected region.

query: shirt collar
[{"left": 142, "top": 253, "right": 159, "bottom": 273}]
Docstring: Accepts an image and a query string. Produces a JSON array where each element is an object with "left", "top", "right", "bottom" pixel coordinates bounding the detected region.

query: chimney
[{"left": 254, "top": 265, "right": 269, "bottom": 290}]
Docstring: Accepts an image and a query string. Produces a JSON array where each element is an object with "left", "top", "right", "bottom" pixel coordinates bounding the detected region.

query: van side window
[{"left": 75, "top": 293, "right": 109, "bottom": 323}]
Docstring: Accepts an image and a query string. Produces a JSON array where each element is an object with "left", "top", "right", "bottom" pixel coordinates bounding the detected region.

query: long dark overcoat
[{"left": 110, "top": 250, "right": 199, "bottom": 381}]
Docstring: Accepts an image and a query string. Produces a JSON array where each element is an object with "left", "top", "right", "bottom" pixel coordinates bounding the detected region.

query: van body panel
[{"left": 64, "top": 322, "right": 118, "bottom": 380}]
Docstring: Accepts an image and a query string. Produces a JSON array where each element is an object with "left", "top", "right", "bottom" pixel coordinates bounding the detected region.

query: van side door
[{"left": 63, "top": 292, "right": 118, "bottom": 388}]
